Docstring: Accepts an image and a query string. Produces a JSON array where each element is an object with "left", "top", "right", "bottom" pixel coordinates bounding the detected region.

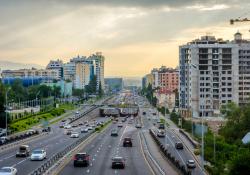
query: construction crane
[{"left": 230, "top": 18, "right": 250, "bottom": 25}]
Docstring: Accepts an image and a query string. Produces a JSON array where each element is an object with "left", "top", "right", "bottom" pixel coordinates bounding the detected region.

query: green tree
[
  {"left": 10, "top": 79, "right": 27, "bottom": 102},
  {"left": 85, "top": 75, "right": 97, "bottom": 94},
  {"left": 73, "top": 88, "right": 84, "bottom": 98},
  {"left": 229, "top": 149, "right": 250, "bottom": 175},
  {"left": 0, "top": 82, "right": 6, "bottom": 128},
  {"left": 98, "top": 82, "right": 104, "bottom": 97}
]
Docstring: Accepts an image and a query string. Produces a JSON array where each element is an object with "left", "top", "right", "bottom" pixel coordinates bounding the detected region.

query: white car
[
  {"left": 64, "top": 125, "right": 72, "bottom": 129},
  {"left": 81, "top": 128, "right": 88, "bottom": 133},
  {"left": 30, "top": 149, "right": 46, "bottom": 161},
  {"left": 70, "top": 132, "right": 79, "bottom": 138},
  {"left": 0, "top": 167, "right": 17, "bottom": 175},
  {"left": 75, "top": 111, "right": 80, "bottom": 115},
  {"left": 88, "top": 126, "right": 93, "bottom": 130}
]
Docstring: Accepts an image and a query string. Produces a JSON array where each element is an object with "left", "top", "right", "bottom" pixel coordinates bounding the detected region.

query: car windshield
[
  {"left": 20, "top": 147, "right": 27, "bottom": 151},
  {"left": 0, "top": 168, "right": 11, "bottom": 172},
  {"left": 76, "top": 154, "right": 88, "bottom": 158},
  {"left": 113, "top": 157, "right": 123, "bottom": 161},
  {"left": 33, "top": 150, "right": 42, "bottom": 154}
]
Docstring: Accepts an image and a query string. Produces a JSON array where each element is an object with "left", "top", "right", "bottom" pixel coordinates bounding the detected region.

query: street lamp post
[
  {"left": 5, "top": 88, "right": 11, "bottom": 137},
  {"left": 191, "top": 63, "right": 205, "bottom": 174},
  {"left": 201, "top": 95, "right": 205, "bottom": 174}
]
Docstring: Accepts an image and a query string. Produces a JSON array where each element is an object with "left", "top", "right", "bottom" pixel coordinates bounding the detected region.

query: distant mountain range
[
  {"left": 0, "top": 61, "right": 44, "bottom": 71},
  {"left": 123, "top": 77, "right": 142, "bottom": 87}
]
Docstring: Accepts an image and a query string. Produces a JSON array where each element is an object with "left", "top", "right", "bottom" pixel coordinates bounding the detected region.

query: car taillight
[
  {"left": 86, "top": 155, "right": 90, "bottom": 160},
  {"left": 73, "top": 156, "right": 77, "bottom": 160}
]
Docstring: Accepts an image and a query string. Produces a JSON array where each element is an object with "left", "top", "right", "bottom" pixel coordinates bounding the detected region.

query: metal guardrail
[
  {"left": 149, "top": 129, "right": 192, "bottom": 175},
  {"left": 178, "top": 129, "right": 199, "bottom": 148}
]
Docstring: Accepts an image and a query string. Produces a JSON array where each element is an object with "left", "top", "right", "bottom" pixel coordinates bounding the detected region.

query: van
[{"left": 16, "top": 145, "right": 30, "bottom": 157}]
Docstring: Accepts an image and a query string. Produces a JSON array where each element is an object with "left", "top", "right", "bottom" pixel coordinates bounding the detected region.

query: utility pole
[{"left": 5, "top": 88, "right": 11, "bottom": 137}]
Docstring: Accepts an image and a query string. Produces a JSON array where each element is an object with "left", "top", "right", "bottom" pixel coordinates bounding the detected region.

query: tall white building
[
  {"left": 151, "top": 68, "right": 159, "bottom": 89},
  {"left": 179, "top": 34, "right": 250, "bottom": 117},
  {"left": 88, "top": 52, "right": 105, "bottom": 90},
  {"left": 74, "top": 62, "right": 91, "bottom": 89},
  {"left": 63, "top": 62, "right": 76, "bottom": 82}
]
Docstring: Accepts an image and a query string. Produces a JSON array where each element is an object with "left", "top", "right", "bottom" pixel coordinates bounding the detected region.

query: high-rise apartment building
[
  {"left": 74, "top": 62, "right": 91, "bottom": 89},
  {"left": 46, "top": 59, "right": 64, "bottom": 80},
  {"left": 158, "top": 66, "right": 179, "bottom": 93},
  {"left": 88, "top": 52, "right": 105, "bottom": 90},
  {"left": 179, "top": 33, "right": 250, "bottom": 118}
]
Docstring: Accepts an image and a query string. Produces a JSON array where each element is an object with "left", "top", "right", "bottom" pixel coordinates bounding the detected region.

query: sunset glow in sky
[{"left": 0, "top": 0, "right": 250, "bottom": 77}]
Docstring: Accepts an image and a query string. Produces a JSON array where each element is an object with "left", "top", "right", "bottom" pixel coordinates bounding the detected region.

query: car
[
  {"left": 158, "top": 123, "right": 165, "bottom": 129},
  {"left": 0, "top": 167, "right": 17, "bottom": 175},
  {"left": 85, "top": 123, "right": 89, "bottom": 127},
  {"left": 64, "top": 125, "right": 72, "bottom": 129},
  {"left": 30, "top": 149, "right": 46, "bottom": 161},
  {"left": 42, "top": 127, "right": 51, "bottom": 132},
  {"left": 61, "top": 119, "right": 66, "bottom": 122},
  {"left": 26, "top": 129, "right": 35, "bottom": 135},
  {"left": 0, "top": 137, "right": 8, "bottom": 144},
  {"left": 135, "top": 124, "right": 142, "bottom": 128},
  {"left": 75, "top": 111, "right": 80, "bottom": 115},
  {"left": 121, "top": 118, "right": 126, "bottom": 122},
  {"left": 72, "top": 124, "right": 78, "bottom": 128},
  {"left": 157, "top": 129, "right": 165, "bottom": 137},
  {"left": 128, "top": 120, "right": 133, "bottom": 124},
  {"left": 152, "top": 112, "right": 157, "bottom": 115},
  {"left": 142, "top": 112, "right": 146, "bottom": 115},
  {"left": 110, "top": 129, "right": 118, "bottom": 136},
  {"left": 78, "top": 122, "right": 83, "bottom": 126},
  {"left": 73, "top": 153, "right": 90, "bottom": 167},
  {"left": 123, "top": 137, "right": 132, "bottom": 147},
  {"left": 59, "top": 124, "right": 64, "bottom": 128},
  {"left": 70, "top": 132, "right": 79, "bottom": 138},
  {"left": 117, "top": 123, "right": 123, "bottom": 127},
  {"left": 111, "top": 157, "right": 125, "bottom": 169},
  {"left": 88, "top": 126, "right": 93, "bottom": 131},
  {"left": 175, "top": 142, "right": 184, "bottom": 150},
  {"left": 81, "top": 128, "right": 88, "bottom": 133},
  {"left": 186, "top": 160, "right": 196, "bottom": 169},
  {"left": 65, "top": 129, "right": 73, "bottom": 135},
  {"left": 16, "top": 145, "right": 30, "bottom": 157}
]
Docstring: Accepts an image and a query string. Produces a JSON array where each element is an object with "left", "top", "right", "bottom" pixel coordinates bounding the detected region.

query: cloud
[
  {"left": 0, "top": 0, "right": 250, "bottom": 76},
  {"left": 186, "top": 4, "right": 230, "bottom": 11}
]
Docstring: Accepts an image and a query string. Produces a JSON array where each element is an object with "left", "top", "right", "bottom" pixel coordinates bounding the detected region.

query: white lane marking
[
  {"left": 165, "top": 131, "right": 186, "bottom": 165},
  {"left": 12, "top": 158, "right": 28, "bottom": 167},
  {"left": 118, "top": 125, "right": 128, "bottom": 145},
  {"left": 0, "top": 154, "right": 15, "bottom": 161}
]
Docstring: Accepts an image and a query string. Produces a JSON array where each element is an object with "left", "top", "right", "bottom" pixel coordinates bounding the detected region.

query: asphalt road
[
  {"left": 140, "top": 103, "right": 203, "bottom": 175},
  {"left": 59, "top": 120, "right": 153, "bottom": 175},
  {"left": 0, "top": 106, "right": 106, "bottom": 175}
]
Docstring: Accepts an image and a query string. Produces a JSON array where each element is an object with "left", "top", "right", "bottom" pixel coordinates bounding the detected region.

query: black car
[
  {"left": 42, "top": 127, "right": 51, "bottom": 132},
  {"left": 142, "top": 112, "right": 146, "bottom": 115},
  {"left": 123, "top": 137, "right": 132, "bottom": 147},
  {"left": 112, "top": 157, "right": 125, "bottom": 169},
  {"left": 16, "top": 145, "right": 30, "bottom": 157},
  {"left": 111, "top": 129, "right": 118, "bottom": 136},
  {"left": 73, "top": 153, "right": 90, "bottom": 167},
  {"left": 175, "top": 142, "right": 184, "bottom": 149}
]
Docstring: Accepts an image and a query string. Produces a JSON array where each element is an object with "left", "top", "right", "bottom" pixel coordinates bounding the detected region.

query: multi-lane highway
[
  {"left": 0, "top": 104, "right": 108, "bottom": 175},
  {"left": 0, "top": 94, "right": 203, "bottom": 175}
]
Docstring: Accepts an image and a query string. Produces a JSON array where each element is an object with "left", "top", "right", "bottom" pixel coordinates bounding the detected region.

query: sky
[{"left": 0, "top": 0, "right": 250, "bottom": 77}]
